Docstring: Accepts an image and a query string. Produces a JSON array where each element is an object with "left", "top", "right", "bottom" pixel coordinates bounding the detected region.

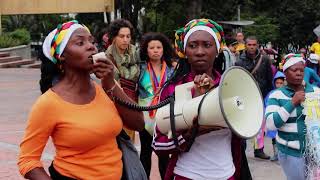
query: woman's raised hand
[
  {"left": 292, "top": 91, "right": 305, "bottom": 106},
  {"left": 193, "top": 73, "right": 214, "bottom": 96},
  {"left": 93, "top": 57, "right": 115, "bottom": 90}
]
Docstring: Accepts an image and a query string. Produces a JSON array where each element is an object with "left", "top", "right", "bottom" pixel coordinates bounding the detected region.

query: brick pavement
[{"left": 0, "top": 68, "right": 285, "bottom": 180}]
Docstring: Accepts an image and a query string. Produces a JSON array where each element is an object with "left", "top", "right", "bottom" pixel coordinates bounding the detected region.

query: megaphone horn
[{"left": 155, "top": 66, "right": 264, "bottom": 139}]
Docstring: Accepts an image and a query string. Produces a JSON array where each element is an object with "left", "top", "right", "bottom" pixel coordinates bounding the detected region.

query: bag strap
[
  {"left": 170, "top": 97, "right": 183, "bottom": 152},
  {"left": 251, "top": 55, "right": 263, "bottom": 74}
]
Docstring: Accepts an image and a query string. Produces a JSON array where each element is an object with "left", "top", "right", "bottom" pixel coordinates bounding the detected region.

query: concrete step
[
  {"left": 0, "top": 56, "right": 22, "bottom": 63},
  {"left": 0, "top": 52, "right": 10, "bottom": 57},
  {"left": 21, "top": 61, "right": 41, "bottom": 68},
  {"left": 0, "top": 59, "right": 35, "bottom": 68}
]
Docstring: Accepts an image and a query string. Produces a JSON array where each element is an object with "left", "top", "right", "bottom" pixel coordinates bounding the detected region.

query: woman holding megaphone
[
  {"left": 17, "top": 20, "right": 144, "bottom": 180},
  {"left": 152, "top": 19, "right": 252, "bottom": 180}
]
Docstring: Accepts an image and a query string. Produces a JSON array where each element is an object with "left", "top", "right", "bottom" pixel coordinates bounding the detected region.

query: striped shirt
[{"left": 265, "top": 83, "right": 319, "bottom": 157}]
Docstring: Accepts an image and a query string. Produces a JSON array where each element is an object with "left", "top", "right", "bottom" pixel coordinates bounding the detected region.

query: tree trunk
[
  {"left": 132, "top": 0, "right": 141, "bottom": 28},
  {"left": 187, "top": 0, "right": 203, "bottom": 21},
  {"left": 114, "top": 0, "right": 119, "bottom": 19}
]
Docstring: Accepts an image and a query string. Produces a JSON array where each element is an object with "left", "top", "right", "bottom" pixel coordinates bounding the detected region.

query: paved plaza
[{"left": 0, "top": 68, "right": 285, "bottom": 180}]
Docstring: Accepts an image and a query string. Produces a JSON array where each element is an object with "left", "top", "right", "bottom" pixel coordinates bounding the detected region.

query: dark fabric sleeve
[
  {"left": 264, "top": 56, "right": 274, "bottom": 97},
  {"left": 234, "top": 60, "right": 241, "bottom": 67}
]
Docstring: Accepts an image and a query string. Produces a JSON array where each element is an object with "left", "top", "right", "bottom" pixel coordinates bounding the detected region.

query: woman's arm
[
  {"left": 94, "top": 59, "right": 144, "bottom": 132},
  {"left": 25, "top": 168, "right": 51, "bottom": 180},
  {"left": 152, "top": 126, "right": 187, "bottom": 155},
  {"left": 265, "top": 90, "right": 296, "bottom": 130},
  {"left": 18, "top": 98, "right": 54, "bottom": 179},
  {"left": 107, "top": 84, "right": 144, "bottom": 131}
]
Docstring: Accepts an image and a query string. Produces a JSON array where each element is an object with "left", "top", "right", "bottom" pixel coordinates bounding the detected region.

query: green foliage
[
  {"left": 2, "top": 14, "right": 72, "bottom": 42},
  {"left": 1, "top": 0, "right": 319, "bottom": 51},
  {"left": 0, "top": 34, "right": 21, "bottom": 48},
  {"left": 9, "top": 29, "right": 31, "bottom": 45},
  {"left": 141, "top": 0, "right": 188, "bottom": 40},
  {"left": 241, "top": 0, "right": 320, "bottom": 51},
  {"left": 202, "top": 0, "right": 239, "bottom": 21},
  {"left": 0, "top": 28, "right": 31, "bottom": 48},
  {"left": 75, "top": 13, "right": 104, "bottom": 34},
  {"left": 242, "top": 16, "right": 279, "bottom": 45},
  {"left": 141, "top": 0, "right": 243, "bottom": 40},
  {"left": 139, "top": 0, "right": 320, "bottom": 51},
  {"left": 275, "top": 0, "right": 320, "bottom": 51}
]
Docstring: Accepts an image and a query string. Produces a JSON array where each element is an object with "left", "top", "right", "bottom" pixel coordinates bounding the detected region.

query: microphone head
[{"left": 302, "top": 80, "right": 306, "bottom": 89}]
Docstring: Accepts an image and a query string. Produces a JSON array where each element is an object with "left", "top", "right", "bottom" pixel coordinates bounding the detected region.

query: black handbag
[{"left": 117, "top": 130, "right": 148, "bottom": 180}]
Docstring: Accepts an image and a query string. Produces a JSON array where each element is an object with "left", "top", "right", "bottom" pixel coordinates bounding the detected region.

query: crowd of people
[{"left": 16, "top": 17, "right": 320, "bottom": 180}]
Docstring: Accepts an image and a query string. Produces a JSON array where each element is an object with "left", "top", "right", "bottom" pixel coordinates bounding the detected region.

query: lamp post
[{"left": 237, "top": 5, "right": 240, "bottom": 21}]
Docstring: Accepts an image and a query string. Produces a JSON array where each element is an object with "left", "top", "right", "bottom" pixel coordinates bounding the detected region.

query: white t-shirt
[{"left": 174, "top": 129, "right": 235, "bottom": 180}]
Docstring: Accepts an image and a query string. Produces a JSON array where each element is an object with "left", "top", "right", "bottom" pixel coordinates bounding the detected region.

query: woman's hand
[
  {"left": 93, "top": 58, "right": 115, "bottom": 90},
  {"left": 292, "top": 91, "right": 305, "bottom": 106},
  {"left": 93, "top": 57, "right": 144, "bottom": 131},
  {"left": 193, "top": 73, "right": 214, "bottom": 96}
]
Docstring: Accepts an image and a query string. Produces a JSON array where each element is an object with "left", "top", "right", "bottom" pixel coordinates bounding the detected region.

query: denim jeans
[{"left": 278, "top": 151, "right": 306, "bottom": 180}]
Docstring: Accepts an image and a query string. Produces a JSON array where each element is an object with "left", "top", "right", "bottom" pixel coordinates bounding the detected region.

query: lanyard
[
  {"left": 147, "top": 61, "right": 167, "bottom": 95},
  {"left": 147, "top": 60, "right": 167, "bottom": 118}
]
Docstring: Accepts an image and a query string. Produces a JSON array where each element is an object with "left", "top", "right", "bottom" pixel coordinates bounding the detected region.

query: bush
[
  {"left": 9, "top": 29, "right": 31, "bottom": 45},
  {"left": 0, "top": 28, "right": 31, "bottom": 48},
  {"left": 0, "top": 34, "right": 21, "bottom": 48}
]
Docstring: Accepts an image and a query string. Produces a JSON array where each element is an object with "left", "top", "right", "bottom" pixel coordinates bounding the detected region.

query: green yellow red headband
[
  {"left": 174, "top": 18, "right": 225, "bottom": 58},
  {"left": 42, "top": 20, "right": 90, "bottom": 64}
]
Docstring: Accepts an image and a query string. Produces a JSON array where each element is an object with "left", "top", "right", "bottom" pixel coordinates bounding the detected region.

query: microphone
[{"left": 302, "top": 80, "right": 306, "bottom": 90}]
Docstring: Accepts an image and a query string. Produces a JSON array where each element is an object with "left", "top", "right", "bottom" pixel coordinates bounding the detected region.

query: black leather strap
[
  {"left": 185, "top": 84, "right": 219, "bottom": 152},
  {"left": 49, "top": 162, "right": 76, "bottom": 180},
  {"left": 170, "top": 97, "right": 183, "bottom": 152}
]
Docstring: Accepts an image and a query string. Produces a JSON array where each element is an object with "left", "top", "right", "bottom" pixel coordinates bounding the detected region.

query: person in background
[
  {"left": 152, "top": 19, "right": 252, "bottom": 180},
  {"left": 280, "top": 53, "right": 320, "bottom": 87},
  {"left": 18, "top": 20, "right": 144, "bottom": 180},
  {"left": 138, "top": 32, "right": 174, "bottom": 179},
  {"left": 95, "top": 23, "right": 110, "bottom": 52},
  {"left": 299, "top": 48, "right": 307, "bottom": 60},
  {"left": 306, "top": 53, "right": 320, "bottom": 75},
  {"left": 264, "top": 71, "right": 286, "bottom": 161},
  {"left": 266, "top": 53, "right": 318, "bottom": 180},
  {"left": 303, "top": 65, "right": 320, "bottom": 87},
  {"left": 310, "top": 36, "right": 320, "bottom": 56},
  {"left": 235, "top": 32, "right": 246, "bottom": 56},
  {"left": 297, "top": 53, "right": 320, "bottom": 87},
  {"left": 222, "top": 39, "right": 237, "bottom": 69},
  {"left": 235, "top": 36, "right": 273, "bottom": 160},
  {"left": 106, "top": 19, "right": 141, "bottom": 140},
  {"left": 228, "top": 41, "right": 238, "bottom": 55}
]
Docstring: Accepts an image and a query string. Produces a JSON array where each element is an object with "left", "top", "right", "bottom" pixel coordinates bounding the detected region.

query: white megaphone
[{"left": 155, "top": 66, "right": 264, "bottom": 139}]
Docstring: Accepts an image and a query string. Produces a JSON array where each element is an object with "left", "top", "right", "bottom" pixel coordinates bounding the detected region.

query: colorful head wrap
[
  {"left": 174, "top": 18, "right": 225, "bottom": 58},
  {"left": 282, "top": 53, "right": 305, "bottom": 72},
  {"left": 42, "top": 20, "right": 90, "bottom": 64}
]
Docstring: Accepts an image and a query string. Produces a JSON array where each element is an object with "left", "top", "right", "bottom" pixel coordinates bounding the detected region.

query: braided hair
[{"left": 39, "top": 50, "right": 61, "bottom": 94}]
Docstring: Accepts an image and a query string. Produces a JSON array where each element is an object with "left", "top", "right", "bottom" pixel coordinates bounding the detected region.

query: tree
[
  {"left": 242, "top": 15, "right": 279, "bottom": 46},
  {"left": 140, "top": 0, "right": 241, "bottom": 40},
  {"left": 2, "top": 14, "right": 71, "bottom": 41},
  {"left": 187, "top": 0, "right": 203, "bottom": 20},
  {"left": 241, "top": 0, "right": 320, "bottom": 52},
  {"left": 276, "top": 0, "right": 320, "bottom": 51}
]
